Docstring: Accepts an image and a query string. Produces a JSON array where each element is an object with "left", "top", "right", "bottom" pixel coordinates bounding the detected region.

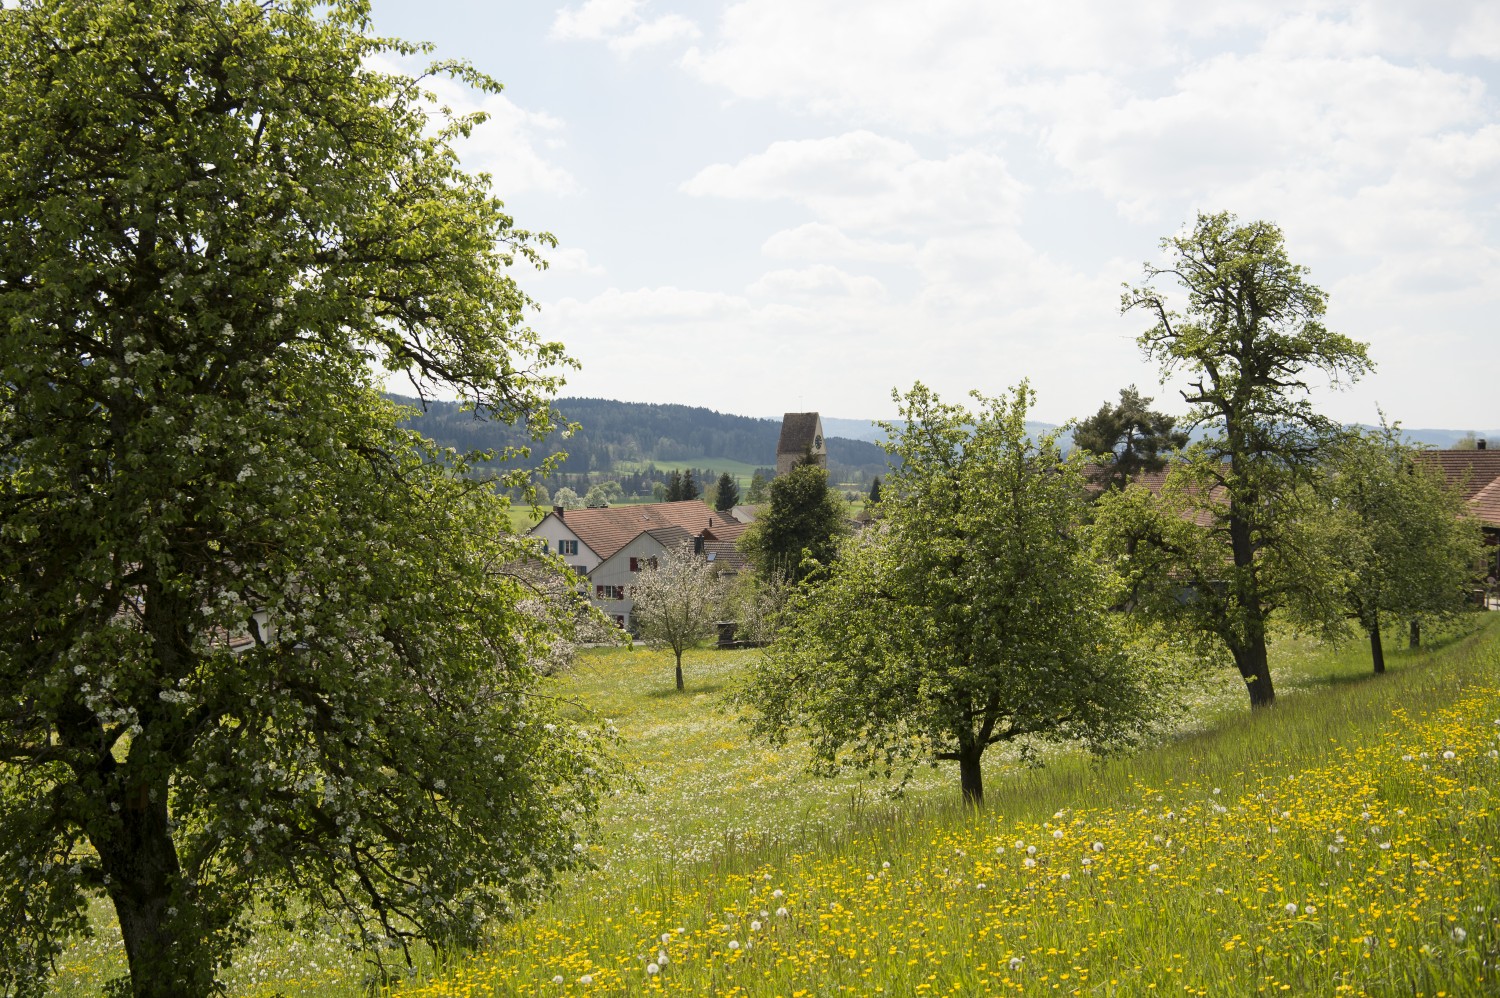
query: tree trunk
[
  {"left": 958, "top": 751, "right": 984, "bottom": 808},
  {"left": 1225, "top": 506, "right": 1274, "bottom": 708},
  {"left": 1230, "top": 638, "right": 1275, "bottom": 708},
  {"left": 1369, "top": 623, "right": 1386, "bottom": 675},
  {"left": 1409, "top": 619, "right": 1420, "bottom": 650},
  {"left": 94, "top": 779, "right": 213, "bottom": 997},
  {"left": 675, "top": 651, "right": 684, "bottom": 692}
]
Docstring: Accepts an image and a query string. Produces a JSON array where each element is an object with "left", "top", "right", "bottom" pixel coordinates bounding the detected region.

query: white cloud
[
  {"left": 551, "top": 1, "right": 699, "bottom": 56},
  {"left": 761, "top": 223, "right": 915, "bottom": 263},
  {"left": 537, "top": 247, "right": 606, "bottom": 276},
  {"left": 683, "top": 131, "right": 1026, "bottom": 233},
  {"left": 746, "top": 264, "right": 887, "bottom": 300},
  {"left": 367, "top": 54, "right": 579, "bottom": 197},
  {"left": 529, "top": 0, "right": 1499, "bottom": 427},
  {"left": 550, "top": 0, "right": 641, "bottom": 40}
]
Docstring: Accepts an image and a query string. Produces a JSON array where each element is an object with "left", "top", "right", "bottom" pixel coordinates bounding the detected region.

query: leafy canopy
[
  {"left": 0, "top": 0, "right": 608, "bottom": 994},
  {"left": 1102, "top": 212, "right": 1373, "bottom": 708},
  {"left": 1309, "top": 424, "right": 1484, "bottom": 672},
  {"left": 738, "top": 462, "right": 849, "bottom": 585},
  {"left": 737, "top": 384, "right": 1163, "bottom": 806},
  {"left": 1074, "top": 386, "right": 1187, "bottom": 493}
]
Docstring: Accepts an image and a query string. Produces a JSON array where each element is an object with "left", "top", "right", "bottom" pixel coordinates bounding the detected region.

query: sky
[{"left": 367, "top": 0, "right": 1500, "bottom": 432}]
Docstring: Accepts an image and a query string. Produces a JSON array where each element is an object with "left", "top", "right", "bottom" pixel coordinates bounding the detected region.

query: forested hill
[{"left": 389, "top": 395, "right": 891, "bottom": 479}]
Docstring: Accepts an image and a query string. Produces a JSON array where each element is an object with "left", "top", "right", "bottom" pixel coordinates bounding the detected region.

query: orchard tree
[
  {"left": 1074, "top": 385, "right": 1188, "bottom": 493},
  {"left": 1103, "top": 212, "right": 1373, "bottom": 708},
  {"left": 737, "top": 384, "right": 1161, "bottom": 806},
  {"left": 553, "top": 486, "right": 583, "bottom": 509},
  {"left": 632, "top": 542, "right": 725, "bottom": 692},
  {"left": 715, "top": 471, "right": 740, "bottom": 512},
  {"left": 1315, "top": 426, "right": 1483, "bottom": 673},
  {"left": 0, "top": 2, "right": 613, "bottom": 995},
  {"left": 739, "top": 462, "right": 849, "bottom": 584}
]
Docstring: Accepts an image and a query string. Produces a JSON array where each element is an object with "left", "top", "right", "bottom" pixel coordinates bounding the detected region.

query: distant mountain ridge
[
  {"left": 391, "top": 394, "right": 1494, "bottom": 485},
  {"left": 390, "top": 395, "right": 890, "bottom": 481}
]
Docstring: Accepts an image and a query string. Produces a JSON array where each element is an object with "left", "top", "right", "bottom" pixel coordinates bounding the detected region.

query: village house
[
  {"left": 1415, "top": 441, "right": 1500, "bottom": 588},
  {"left": 528, "top": 500, "right": 747, "bottom": 629}
]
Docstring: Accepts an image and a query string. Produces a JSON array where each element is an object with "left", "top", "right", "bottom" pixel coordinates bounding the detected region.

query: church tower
[{"left": 776, "top": 412, "right": 827, "bottom": 477}]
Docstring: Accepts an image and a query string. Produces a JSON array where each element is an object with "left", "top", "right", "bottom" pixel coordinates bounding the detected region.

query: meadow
[{"left": 47, "top": 616, "right": 1500, "bottom": 996}]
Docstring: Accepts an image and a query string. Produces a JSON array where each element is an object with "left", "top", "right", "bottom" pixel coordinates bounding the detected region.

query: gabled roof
[
  {"left": 1469, "top": 476, "right": 1500, "bottom": 530},
  {"left": 1412, "top": 449, "right": 1500, "bottom": 500},
  {"left": 532, "top": 501, "right": 739, "bottom": 562},
  {"left": 777, "top": 412, "right": 823, "bottom": 456}
]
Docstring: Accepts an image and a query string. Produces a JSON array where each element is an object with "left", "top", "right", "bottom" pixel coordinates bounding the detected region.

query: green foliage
[
  {"left": 738, "top": 464, "right": 849, "bottom": 585},
  {"left": 1111, "top": 211, "right": 1373, "bottom": 707},
  {"left": 0, "top": 0, "right": 609, "bottom": 993},
  {"left": 681, "top": 468, "right": 700, "bottom": 501},
  {"left": 714, "top": 471, "right": 740, "bottom": 512},
  {"left": 553, "top": 486, "right": 583, "bottom": 509},
  {"left": 746, "top": 469, "right": 770, "bottom": 504},
  {"left": 1308, "top": 425, "right": 1486, "bottom": 671},
  {"left": 1073, "top": 385, "right": 1187, "bottom": 492},
  {"left": 632, "top": 543, "right": 725, "bottom": 692},
  {"left": 737, "top": 384, "right": 1167, "bottom": 806}
]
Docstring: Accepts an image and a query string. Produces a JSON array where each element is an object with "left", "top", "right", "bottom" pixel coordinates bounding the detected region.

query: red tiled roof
[
  {"left": 1412, "top": 450, "right": 1500, "bottom": 500},
  {"left": 1469, "top": 476, "right": 1500, "bottom": 530},
  {"left": 538, "top": 501, "right": 740, "bottom": 562}
]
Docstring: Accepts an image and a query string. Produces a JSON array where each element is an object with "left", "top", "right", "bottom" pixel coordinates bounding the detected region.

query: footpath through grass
[{"left": 48, "top": 617, "right": 1500, "bottom": 996}]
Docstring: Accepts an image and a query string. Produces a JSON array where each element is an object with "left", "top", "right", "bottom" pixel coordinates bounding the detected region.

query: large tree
[
  {"left": 1313, "top": 425, "right": 1483, "bottom": 673},
  {"left": 739, "top": 462, "right": 849, "bottom": 584},
  {"left": 738, "top": 384, "right": 1160, "bottom": 806},
  {"left": 0, "top": 2, "right": 609, "bottom": 995},
  {"left": 1074, "top": 385, "right": 1188, "bottom": 493},
  {"left": 1102, "top": 212, "right": 1372, "bottom": 708},
  {"left": 632, "top": 542, "right": 725, "bottom": 692}
]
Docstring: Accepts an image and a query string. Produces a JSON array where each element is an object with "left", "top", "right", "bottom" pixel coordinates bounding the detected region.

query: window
[
  {"left": 613, "top": 615, "right": 625, "bottom": 628},
  {"left": 629, "top": 557, "right": 639, "bottom": 572},
  {"left": 594, "top": 585, "right": 625, "bottom": 601},
  {"left": 558, "top": 539, "right": 579, "bottom": 556}
]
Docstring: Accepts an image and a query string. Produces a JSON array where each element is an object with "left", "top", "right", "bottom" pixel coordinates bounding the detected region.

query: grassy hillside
[{"left": 49, "top": 617, "right": 1500, "bottom": 995}]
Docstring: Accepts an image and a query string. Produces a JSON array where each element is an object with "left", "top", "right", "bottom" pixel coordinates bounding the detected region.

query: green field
[{"left": 48, "top": 616, "right": 1500, "bottom": 995}]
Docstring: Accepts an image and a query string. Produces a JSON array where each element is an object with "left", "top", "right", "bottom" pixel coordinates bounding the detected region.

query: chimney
[
  {"left": 553, "top": 505, "right": 565, "bottom": 519},
  {"left": 693, "top": 534, "right": 705, "bottom": 555},
  {"left": 1479, "top": 439, "right": 1488, "bottom": 450}
]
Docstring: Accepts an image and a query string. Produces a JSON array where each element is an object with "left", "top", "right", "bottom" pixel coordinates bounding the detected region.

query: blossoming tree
[{"left": 0, "top": 1, "right": 610, "bottom": 994}]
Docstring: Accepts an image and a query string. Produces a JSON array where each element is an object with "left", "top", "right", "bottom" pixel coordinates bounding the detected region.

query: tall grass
[{"left": 47, "top": 617, "right": 1500, "bottom": 996}]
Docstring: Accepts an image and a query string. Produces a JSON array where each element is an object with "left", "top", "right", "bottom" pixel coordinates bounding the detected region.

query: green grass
[{"left": 47, "top": 616, "right": 1500, "bottom": 995}]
